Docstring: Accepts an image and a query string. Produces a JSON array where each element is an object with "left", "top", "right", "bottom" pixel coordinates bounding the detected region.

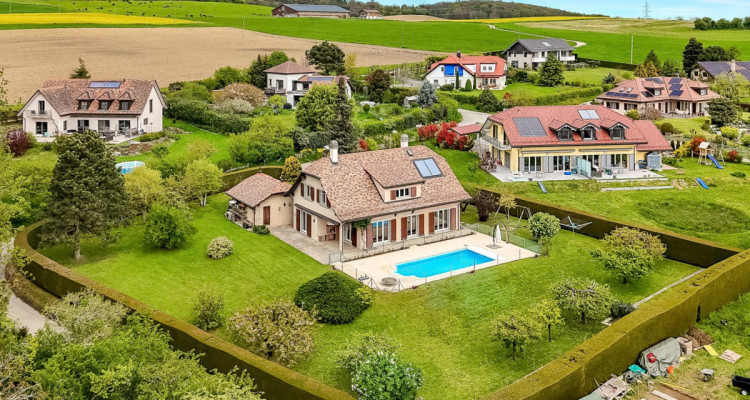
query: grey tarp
[{"left": 638, "top": 338, "right": 682, "bottom": 377}]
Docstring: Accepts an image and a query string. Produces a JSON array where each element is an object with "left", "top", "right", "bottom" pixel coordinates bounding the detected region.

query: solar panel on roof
[
  {"left": 513, "top": 117, "right": 546, "bottom": 137},
  {"left": 308, "top": 76, "right": 333, "bottom": 82},
  {"left": 606, "top": 92, "right": 617, "bottom": 96},
  {"left": 669, "top": 84, "right": 683, "bottom": 90},
  {"left": 641, "top": 91, "right": 654, "bottom": 98},
  {"left": 670, "top": 90, "right": 684, "bottom": 96},
  {"left": 414, "top": 158, "right": 442, "bottom": 178},
  {"left": 542, "top": 41, "right": 551, "bottom": 47},
  {"left": 669, "top": 77, "right": 681, "bottom": 84},
  {"left": 629, "top": 94, "right": 639, "bottom": 98},
  {"left": 89, "top": 81, "right": 121, "bottom": 89}
]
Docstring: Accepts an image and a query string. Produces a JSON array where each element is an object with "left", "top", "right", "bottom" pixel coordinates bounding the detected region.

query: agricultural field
[
  {"left": 0, "top": 12, "right": 193, "bottom": 26},
  {"left": 455, "top": 16, "right": 607, "bottom": 23}
]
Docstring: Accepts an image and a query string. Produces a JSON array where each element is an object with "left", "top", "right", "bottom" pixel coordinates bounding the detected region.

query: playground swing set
[{"left": 696, "top": 141, "right": 724, "bottom": 170}]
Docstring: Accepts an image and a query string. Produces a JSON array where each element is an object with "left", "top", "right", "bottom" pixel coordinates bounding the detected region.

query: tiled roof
[
  {"left": 507, "top": 38, "right": 574, "bottom": 52},
  {"left": 300, "top": 146, "right": 471, "bottom": 222},
  {"left": 697, "top": 61, "right": 750, "bottom": 81},
  {"left": 451, "top": 123, "right": 481, "bottom": 135},
  {"left": 30, "top": 79, "right": 160, "bottom": 116},
  {"left": 633, "top": 120, "right": 672, "bottom": 152},
  {"left": 487, "top": 105, "right": 667, "bottom": 150},
  {"left": 279, "top": 4, "right": 349, "bottom": 13},
  {"left": 264, "top": 61, "right": 317, "bottom": 75},
  {"left": 428, "top": 54, "right": 506, "bottom": 78},
  {"left": 296, "top": 74, "right": 348, "bottom": 85},
  {"left": 597, "top": 77, "right": 719, "bottom": 103},
  {"left": 226, "top": 173, "right": 291, "bottom": 207}
]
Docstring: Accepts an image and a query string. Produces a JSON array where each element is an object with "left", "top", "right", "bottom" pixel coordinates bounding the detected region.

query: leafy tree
[
  {"left": 634, "top": 61, "right": 659, "bottom": 78},
  {"left": 497, "top": 192, "right": 516, "bottom": 221},
  {"left": 247, "top": 54, "right": 269, "bottom": 89},
  {"left": 476, "top": 87, "right": 500, "bottom": 112},
  {"left": 602, "top": 72, "right": 616, "bottom": 85},
  {"left": 306, "top": 41, "right": 346, "bottom": 75},
  {"left": 267, "top": 50, "right": 289, "bottom": 68},
  {"left": 493, "top": 312, "right": 541, "bottom": 361},
  {"left": 186, "top": 139, "right": 216, "bottom": 161},
  {"left": 280, "top": 156, "right": 302, "bottom": 184},
  {"left": 528, "top": 212, "right": 560, "bottom": 241},
  {"left": 143, "top": 203, "right": 194, "bottom": 249},
  {"left": 661, "top": 59, "right": 683, "bottom": 77},
  {"left": 535, "top": 300, "right": 564, "bottom": 341},
  {"left": 327, "top": 79, "right": 358, "bottom": 153},
  {"left": 473, "top": 190, "right": 496, "bottom": 222},
  {"left": 182, "top": 159, "right": 222, "bottom": 207},
  {"left": 268, "top": 94, "right": 286, "bottom": 113},
  {"left": 124, "top": 166, "right": 164, "bottom": 219},
  {"left": 192, "top": 288, "right": 225, "bottom": 330},
  {"left": 591, "top": 227, "right": 666, "bottom": 283},
  {"left": 42, "top": 131, "right": 127, "bottom": 259},
  {"left": 45, "top": 289, "right": 128, "bottom": 345},
  {"left": 551, "top": 278, "right": 614, "bottom": 324},
  {"left": 711, "top": 72, "right": 750, "bottom": 101},
  {"left": 699, "top": 45, "right": 731, "bottom": 61},
  {"left": 708, "top": 97, "right": 741, "bottom": 126},
  {"left": 167, "top": 81, "right": 212, "bottom": 102},
  {"left": 213, "top": 83, "right": 265, "bottom": 107},
  {"left": 682, "top": 37, "right": 704, "bottom": 72},
  {"left": 295, "top": 83, "right": 339, "bottom": 131},
  {"left": 229, "top": 115, "right": 294, "bottom": 164},
  {"left": 538, "top": 53, "right": 565, "bottom": 87},
  {"left": 344, "top": 54, "right": 362, "bottom": 89},
  {"left": 366, "top": 69, "right": 391, "bottom": 103},
  {"left": 5, "top": 130, "right": 31, "bottom": 156},
  {"left": 228, "top": 300, "right": 317, "bottom": 366},
  {"left": 213, "top": 66, "right": 243, "bottom": 88},
  {"left": 644, "top": 49, "right": 661, "bottom": 71},
  {"left": 70, "top": 58, "right": 91, "bottom": 79},
  {"left": 417, "top": 80, "right": 437, "bottom": 108},
  {"left": 0, "top": 68, "right": 8, "bottom": 108}
]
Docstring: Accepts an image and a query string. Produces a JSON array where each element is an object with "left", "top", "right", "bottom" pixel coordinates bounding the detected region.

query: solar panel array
[
  {"left": 644, "top": 77, "right": 664, "bottom": 84},
  {"left": 414, "top": 158, "right": 442, "bottom": 178},
  {"left": 577, "top": 110, "right": 600, "bottom": 119},
  {"left": 605, "top": 92, "right": 639, "bottom": 98},
  {"left": 308, "top": 76, "right": 333, "bottom": 82},
  {"left": 670, "top": 90, "right": 684, "bottom": 96},
  {"left": 669, "top": 77, "right": 682, "bottom": 84},
  {"left": 89, "top": 81, "right": 121, "bottom": 89},
  {"left": 513, "top": 117, "right": 546, "bottom": 137}
]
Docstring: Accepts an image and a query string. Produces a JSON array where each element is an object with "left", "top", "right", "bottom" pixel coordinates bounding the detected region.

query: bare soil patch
[
  {"left": 382, "top": 14, "right": 446, "bottom": 21},
  {"left": 0, "top": 26, "right": 439, "bottom": 100}
]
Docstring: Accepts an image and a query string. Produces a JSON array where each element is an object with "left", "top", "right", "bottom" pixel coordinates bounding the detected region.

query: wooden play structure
[{"left": 696, "top": 141, "right": 724, "bottom": 169}]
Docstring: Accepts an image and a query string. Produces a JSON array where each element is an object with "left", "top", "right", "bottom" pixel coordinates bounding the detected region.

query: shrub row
[
  {"left": 221, "top": 166, "right": 283, "bottom": 192},
  {"left": 533, "top": 86, "right": 604, "bottom": 106},
  {"left": 577, "top": 57, "right": 638, "bottom": 71},
  {"left": 359, "top": 108, "right": 438, "bottom": 136},
  {"left": 166, "top": 99, "right": 252, "bottom": 134}
]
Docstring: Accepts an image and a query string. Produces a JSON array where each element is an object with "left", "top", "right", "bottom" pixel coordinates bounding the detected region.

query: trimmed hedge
[
  {"left": 16, "top": 223, "right": 354, "bottom": 400},
  {"left": 577, "top": 57, "right": 637, "bottom": 71},
  {"left": 221, "top": 166, "right": 283, "bottom": 192},
  {"left": 166, "top": 99, "right": 252, "bottom": 134},
  {"left": 444, "top": 86, "right": 604, "bottom": 107}
]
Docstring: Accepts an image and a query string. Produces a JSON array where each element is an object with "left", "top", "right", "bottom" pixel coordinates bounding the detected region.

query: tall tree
[
  {"left": 661, "top": 59, "right": 683, "bottom": 77},
  {"left": 591, "top": 227, "right": 666, "bottom": 283},
  {"left": 327, "top": 79, "right": 358, "bottom": 154},
  {"left": 280, "top": 156, "right": 302, "bottom": 184},
  {"left": 634, "top": 61, "right": 659, "bottom": 78},
  {"left": 42, "top": 131, "right": 127, "bottom": 259},
  {"left": 538, "top": 53, "right": 565, "bottom": 87},
  {"left": 306, "top": 41, "right": 346, "bottom": 75},
  {"left": 535, "top": 300, "right": 564, "bottom": 341},
  {"left": 711, "top": 72, "right": 750, "bottom": 101},
  {"left": 644, "top": 49, "right": 661, "bottom": 72},
  {"left": 682, "top": 38, "right": 704, "bottom": 73},
  {"left": 124, "top": 165, "right": 165, "bottom": 219},
  {"left": 417, "top": 80, "right": 437, "bottom": 108},
  {"left": 366, "top": 69, "right": 391, "bottom": 103},
  {"left": 247, "top": 55, "right": 269, "bottom": 89},
  {"left": 476, "top": 87, "right": 500, "bottom": 112},
  {"left": 69, "top": 58, "right": 91, "bottom": 79},
  {"left": 295, "top": 83, "right": 339, "bottom": 131},
  {"left": 493, "top": 312, "right": 541, "bottom": 361},
  {"left": 551, "top": 278, "right": 613, "bottom": 324},
  {"left": 708, "top": 97, "right": 741, "bottom": 126},
  {"left": 182, "top": 159, "right": 222, "bottom": 207},
  {"left": 0, "top": 68, "right": 8, "bottom": 108},
  {"left": 699, "top": 45, "right": 731, "bottom": 62}
]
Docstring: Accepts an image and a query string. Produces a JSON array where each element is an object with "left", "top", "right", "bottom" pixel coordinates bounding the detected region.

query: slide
[
  {"left": 707, "top": 154, "right": 724, "bottom": 169},
  {"left": 696, "top": 178, "right": 709, "bottom": 189},
  {"left": 538, "top": 181, "right": 548, "bottom": 194}
]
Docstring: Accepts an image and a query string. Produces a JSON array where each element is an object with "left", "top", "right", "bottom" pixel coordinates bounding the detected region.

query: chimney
[
  {"left": 329, "top": 140, "right": 338, "bottom": 165},
  {"left": 730, "top": 59, "right": 736, "bottom": 72},
  {"left": 400, "top": 134, "right": 409, "bottom": 148},
  {"left": 456, "top": 50, "right": 461, "bottom": 59}
]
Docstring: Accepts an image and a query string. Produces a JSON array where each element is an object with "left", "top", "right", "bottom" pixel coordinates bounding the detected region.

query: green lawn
[
  {"left": 659, "top": 116, "right": 711, "bottom": 137},
  {"left": 40, "top": 192, "right": 700, "bottom": 399},
  {"left": 563, "top": 67, "right": 624, "bottom": 85},
  {"left": 0, "top": 0, "right": 56, "bottom": 13}
]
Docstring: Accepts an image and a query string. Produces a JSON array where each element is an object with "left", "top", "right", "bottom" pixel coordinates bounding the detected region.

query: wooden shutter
[
  {"left": 390, "top": 219, "right": 396, "bottom": 242},
  {"left": 326, "top": 198, "right": 330, "bottom": 208},
  {"left": 390, "top": 190, "right": 396, "bottom": 200},
  {"left": 299, "top": 183, "right": 304, "bottom": 197},
  {"left": 306, "top": 214, "right": 312, "bottom": 237},
  {"left": 450, "top": 208, "right": 456, "bottom": 230},
  {"left": 296, "top": 209, "right": 300, "bottom": 231},
  {"left": 352, "top": 227, "right": 357, "bottom": 247},
  {"left": 311, "top": 188, "right": 315, "bottom": 202},
  {"left": 316, "top": 189, "right": 320, "bottom": 203},
  {"left": 401, "top": 217, "right": 407, "bottom": 239},
  {"left": 419, "top": 214, "right": 425, "bottom": 236},
  {"left": 366, "top": 224, "right": 373, "bottom": 247},
  {"left": 428, "top": 212, "right": 435, "bottom": 234},
  {"left": 410, "top": 186, "right": 416, "bottom": 197}
]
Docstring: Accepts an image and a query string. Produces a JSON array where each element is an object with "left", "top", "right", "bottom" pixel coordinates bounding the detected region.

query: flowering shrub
[
  {"left": 207, "top": 236, "right": 234, "bottom": 259},
  {"left": 5, "top": 130, "right": 31, "bottom": 156},
  {"left": 690, "top": 136, "right": 706, "bottom": 153},
  {"left": 436, "top": 128, "right": 457, "bottom": 148},
  {"left": 418, "top": 123, "right": 439, "bottom": 140},
  {"left": 726, "top": 149, "right": 741, "bottom": 163},
  {"left": 358, "top": 138, "right": 368, "bottom": 151}
]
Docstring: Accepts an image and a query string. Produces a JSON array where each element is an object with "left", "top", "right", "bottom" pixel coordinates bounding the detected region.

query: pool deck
[{"left": 338, "top": 232, "right": 536, "bottom": 291}]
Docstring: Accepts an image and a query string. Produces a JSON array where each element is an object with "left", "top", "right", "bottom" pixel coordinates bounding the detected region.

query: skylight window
[
  {"left": 542, "top": 41, "right": 551, "bottom": 47},
  {"left": 414, "top": 158, "right": 442, "bottom": 178},
  {"left": 577, "top": 110, "right": 600, "bottom": 120},
  {"left": 89, "top": 81, "right": 121, "bottom": 89}
]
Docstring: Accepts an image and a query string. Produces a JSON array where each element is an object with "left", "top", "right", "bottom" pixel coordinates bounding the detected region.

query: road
[
  {"left": 7, "top": 293, "right": 48, "bottom": 334},
  {"left": 458, "top": 108, "right": 491, "bottom": 126}
]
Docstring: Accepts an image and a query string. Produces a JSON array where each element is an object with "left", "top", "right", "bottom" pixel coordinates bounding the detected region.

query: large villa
[{"left": 597, "top": 77, "right": 719, "bottom": 117}]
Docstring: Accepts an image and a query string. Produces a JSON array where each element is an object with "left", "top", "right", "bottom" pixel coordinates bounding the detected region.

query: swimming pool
[
  {"left": 395, "top": 248, "right": 494, "bottom": 278},
  {"left": 116, "top": 161, "right": 144, "bottom": 174}
]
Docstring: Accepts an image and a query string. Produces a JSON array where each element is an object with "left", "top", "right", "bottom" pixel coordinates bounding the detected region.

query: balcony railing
[
  {"left": 479, "top": 131, "right": 511, "bottom": 150},
  {"left": 26, "top": 110, "right": 51, "bottom": 118},
  {"left": 559, "top": 56, "right": 576, "bottom": 62},
  {"left": 264, "top": 88, "right": 286, "bottom": 95}
]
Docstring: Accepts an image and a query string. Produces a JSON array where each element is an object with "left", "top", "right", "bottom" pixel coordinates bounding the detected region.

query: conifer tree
[
  {"left": 70, "top": 58, "right": 91, "bottom": 79},
  {"left": 417, "top": 80, "right": 437, "bottom": 108},
  {"left": 682, "top": 38, "right": 704, "bottom": 74},
  {"left": 644, "top": 50, "right": 661, "bottom": 72},
  {"left": 327, "top": 79, "right": 357, "bottom": 154},
  {"left": 538, "top": 53, "right": 565, "bottom": 87}
]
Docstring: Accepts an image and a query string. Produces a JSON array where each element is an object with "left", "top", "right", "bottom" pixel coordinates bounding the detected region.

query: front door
[
  {"left": 118, "top": 120, "right": 130, "bottom": 133},
  {"left": 263, "top": 206, "right": 270, "bottom": 225},
  {"left": 77, "top": 120, "right": 89, "bottom": 132}
]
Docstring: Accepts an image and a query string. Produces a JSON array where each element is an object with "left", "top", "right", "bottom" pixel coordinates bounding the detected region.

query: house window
[
  {"left": 99, "top": 100, "right": 111, "bottom": 110},
  {"left": 654, "top": 89, "right": 662, "bottom": 96},
  {"left": 610, "top": 154, "right": 628, "bottom": 167},
  {"left": 119, "top": 101, "right": 131, "bottom": 111},
  {"left": 511, "top": 61, "right": 518, "bottom": 68},
  {"left": 304, "top": 184, "right": 312, "bottom": 200},
  {"left": 394, "top": 188, "right": 410, "bottom": 200},
  {"left": 149, "top": 99, "right": 153, "bottom": 113},
  {"left": 553, "top": 156, "right": 571, "bottom": 171},
  {"left": 63, "top": 121, "right": 67, "bottom": 131},
  {"left": 38, "top": 100, "right": 46, "bottom": 114},
  {"left": 557, "top": 127, "right": 572, "bottom": 141},
  {"left": 610, "top": 126, "right": 625, "bottom": 140},
  {"left": 345, "top": 224, "right": 353, "bottom": 243},
  {"left": 607, "top": 102, "right": 619, "bottom": 110},
  {"left": 118, "top": 120, "right": 130, "bottom": 133},
  {"left": 406, "top": 215, "right": 418, "bottom": 238},
  {"left": 490, "top": 78, "right": 496, "bottom": 85},
  {"left": 523, "top": 156, "right": 542, "bottom": 173},
  {"left": 98, "top": 120, "right": 111, "bottom": 131},
  {"left": 580, "top": 154, "right": 600, "bottom": 167},
  {"left": 700, "top": 88, "right": 707, "bottom": 95},
  {"left": 433, "top": 79, "right": 438, "bottom": 85},
  {"left": 624, "top": 103, "right": 637, "bottom": 111},
  {"left": 276, "top": 80, "right": 284, "bottom": 89},
  {"left": 318, "top": 190, "right": 327, "bottom": 206},
  {"left": 143, "top": 118, "right": 149, "bottom": 126},
  {"left": 372, "top": 220, "right": 390, "bottom": 244},
  {"left": 78, "top": 100, "right": 91, "bottom": 110},
  {"left": 77, "top": 120, "right": 90, "bottom": 131},
  {"left": 434, "top": 209, "right": 450, "bottom": 233},
  {"left": 582, "top": 127, "right": 596, "bottom": 140},
  {"left": 300, "top": 210, "right": 309, "bottom": 234},
  {"left": 35, "top": 122, "right": 48, "bottom": 135}
]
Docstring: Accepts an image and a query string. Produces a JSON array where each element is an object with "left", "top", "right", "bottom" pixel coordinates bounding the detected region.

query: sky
[{"left": 380, "top": 0, "right": 750, "bottom": 20}]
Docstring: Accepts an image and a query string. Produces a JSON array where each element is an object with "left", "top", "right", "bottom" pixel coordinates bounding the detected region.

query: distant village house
[
  {"left": 503, "top": 38, "right": 576, "bottom": 70},
  {"left": 596, "top": 77, "right": 719, "bottom": 117},
  {"left": 691, "top": 60, "right": 750, "bottom": 83},
  {"left": 264, "top": 61, "right": 352, "bottom": 107},
  {"left": 425, "top": 51, "right": 507, "bottom": 90},
  {"left": 359, "top": 9, "right": 381, "bottom": 19},
  {"left": 272, "top": 4, "right": 350, "bottom": 18}
]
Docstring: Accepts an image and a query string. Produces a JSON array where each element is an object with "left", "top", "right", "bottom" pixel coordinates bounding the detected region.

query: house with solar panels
[
  {"left": 18, "top": 79, "right": 164, "bottom": 139},
  {"left": 225, "top": 137, "right": 471, "bottom": 253},
  {"left": 477, "top": 105, "right": 672, "bottom": 179},
  {"left": 691, "top": 60, "right": 750, "bottom": 83},
  {"left": 503, "top": 39, "right": 576, "bottom": 70},
  {"left": 596, "top": 77, "right": 720, "bottom": 117},
  {"left": 264, "top": 61, "right": 352, "bottom": 107},
  {"left": 271, "top": 4, "right": 350, "bottom": 18}
]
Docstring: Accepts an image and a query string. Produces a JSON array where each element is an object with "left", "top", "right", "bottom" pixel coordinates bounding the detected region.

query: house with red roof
[
  {"left": 425, "top": 51, "right": 506, "bottom": 90},
  {"left": 597, "top": 77, "right": 719, "bottom": 117},
  {"left": 478, "top": 105, "right": 672, "bottom": 178}
]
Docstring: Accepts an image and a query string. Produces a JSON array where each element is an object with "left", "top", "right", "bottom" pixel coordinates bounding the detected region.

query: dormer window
[
  {"left": 318, "top": 191, "right": 328, "bottom": 207},
  {"left": 582, "top": 127, "right": 596, "bottom": 140},
  {"left": 700, "top": 88, "right": 707, "bottom": 95},
  {"left": 394, "top": 188, "right": 411, "bottom": 200},
  {"left": 78, "top": 100, "right": 91, "bottom": 110},
  {"left": 99, "top": 100, "right": 111, "bottom": 111},
  {"left": 557, "top": 127, "right": 573, "bottom": 141},
  {"left": 119, "top": 100, "right": 132, "bottom": 111},
  {"left": 610, "top": 126, "right": 625, "bottom": 140},
  {"left": 654, "top": 89, "right": 662, "bottom": 96}
]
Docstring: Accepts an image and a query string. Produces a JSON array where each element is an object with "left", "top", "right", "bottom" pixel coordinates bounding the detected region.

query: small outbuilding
[
  {"left": 226, "top": 173, "right": 292, "bottom": 228},
  {"left": 359, "top": 9, "right": 381, "bottom": 19}
]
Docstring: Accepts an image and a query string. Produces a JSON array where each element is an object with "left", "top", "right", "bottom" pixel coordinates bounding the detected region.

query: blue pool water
[
  {"left": 396, "top": 249, "right": 494, "bottom": 278},
  {"left": 116, "top": 161, "right": 145, "bottom": 174}
]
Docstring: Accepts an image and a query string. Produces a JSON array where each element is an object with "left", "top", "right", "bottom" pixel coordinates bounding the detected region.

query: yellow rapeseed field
[
  {"left": 455, "top": 16, "right": 607, "bottom": 23},
  {"left": 0, "top": 12, "right": 194, "bottom": 25}
]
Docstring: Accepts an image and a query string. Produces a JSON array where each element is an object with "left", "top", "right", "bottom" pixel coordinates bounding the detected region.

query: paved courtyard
[{"left": 488, "top": 165, "right": 667, "bottom": 183}]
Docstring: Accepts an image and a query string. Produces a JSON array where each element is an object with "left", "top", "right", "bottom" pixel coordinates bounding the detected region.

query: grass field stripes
[
  {"left": 0, "top": 12, "right": 194, "bottom": 25},
  {"left": 455, "top": 16, "right": 608, "bottom": 23}
]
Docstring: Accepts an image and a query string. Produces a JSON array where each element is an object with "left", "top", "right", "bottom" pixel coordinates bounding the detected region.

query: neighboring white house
[
  {"left": 359, "top": 9, "right": 381, "bottom": 19},
  {"left": 503, "top": 39, "right": 576, "bottom": 70},
  {"left": 264, "top": 61, "right": 352, "bottom": 107},
  {"left": 18, "top": 79, "right": 165, "bottom": 138},
  {"left": 425, "top": 51, "right": 507, "bottom": 90}
]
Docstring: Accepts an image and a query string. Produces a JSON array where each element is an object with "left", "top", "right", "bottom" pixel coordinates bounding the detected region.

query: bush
[
  {"left": 726, "top": 149, "right": 741, "bottom": 163},
  {"left": 528, "top": 212, "right": 560, "bottom": 241},
  {"left": 192, "top": 288, "right": 225, "bottom": 330},
  {"left": 625, "top": 109, "right": 640, "bottom": 120},
  {"left": 463, "top": 79, "right": 473, "bottom": 91},
  {"left": 439, "top": 84, "right": 454, "bottom": 91},
  {"left": 214, "top": 98, "right": 254, "bottom": 114},
  {"left": 135, "top": 131, "right": 167, "bottom": 142},
  {"left": 609, "top": 300, "right": 635, "bottom": 319},
  {"left": 362, "top": 104, "right": 371, "bottom": 113},
  {"left": 5, "top": 129, "right": 31, "bottom": 156},
  {"left": 720, "top": 126, "right": 740, "bottom": 141},
  {"left": 476, "top": 88, "right": 500, "bottom": 113},
  {"left": 143, "top": 204, "right": 195, "bottom": 249},
  {"left": 741, "top": 135, "right": 750, "bottom": 147},
  {"left": 731, "top": 171, "right": 746, "bottom": 178},
  {"left": 294, "top": 271, "right": 371, "bottom": 324},
  {"left": 659, "top": 122, "right": 675, "bottom": 134},
  {"left": 473, "top": 191, "right": 496, "bottom": 222},
  {"left": 252, "top": 224, "right": 269, "bottom": 235},
  {"left": 207, "top": 236, "right": 234, "bottom": 259},
  {"left": 213, "top": 83, "right": 265, "bottom": 107}
]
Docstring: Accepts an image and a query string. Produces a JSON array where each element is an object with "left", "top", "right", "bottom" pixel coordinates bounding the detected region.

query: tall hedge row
[
  {"left": 443, "top": 86, "right": 604, "bottom": 107},
  {"left": 358, "top": 108, "right": 436, "bottom": 136},
  {"left": 166, "top": 99, "right": 252, "bottom": 134},
  {"left": 221, "top": 166, "right": 283, "bottom": 191}
]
